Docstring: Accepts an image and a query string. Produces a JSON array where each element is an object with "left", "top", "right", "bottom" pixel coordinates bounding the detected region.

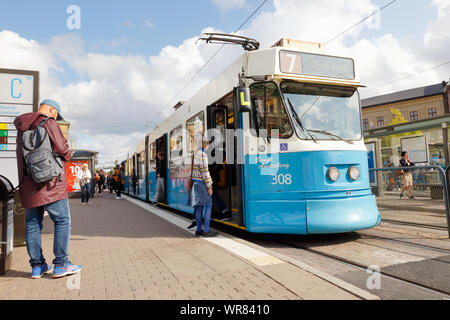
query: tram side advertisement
[{"left": 67, "top": 160, "right": 88, "bottom": 193}]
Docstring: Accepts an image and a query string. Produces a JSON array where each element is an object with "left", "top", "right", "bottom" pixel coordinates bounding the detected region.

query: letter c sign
[{"left": 11, "top": 78, "right": 22, "bottom": 99}]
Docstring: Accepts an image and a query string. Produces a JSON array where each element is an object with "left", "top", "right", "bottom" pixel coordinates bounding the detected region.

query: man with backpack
[{"left": 14, "top": 99, "right": 82, "bottom": 279}]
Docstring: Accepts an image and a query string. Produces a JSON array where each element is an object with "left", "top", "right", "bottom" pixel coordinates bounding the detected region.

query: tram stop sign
[{"left": 0, "top": 69, "right": 39, "bottom": 248}]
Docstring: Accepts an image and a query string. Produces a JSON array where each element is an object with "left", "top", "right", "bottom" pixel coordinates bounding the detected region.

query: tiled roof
[{"left": 361, "top": 82, "right": 447, "bottom": 108}]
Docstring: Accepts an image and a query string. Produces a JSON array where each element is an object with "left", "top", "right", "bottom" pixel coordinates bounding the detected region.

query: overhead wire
[
  {"left": 362, "top": 60, "right": 450, "bottom": 93},
  {"left": 143, "top": 0, "right": 269, "bottom": 132}
]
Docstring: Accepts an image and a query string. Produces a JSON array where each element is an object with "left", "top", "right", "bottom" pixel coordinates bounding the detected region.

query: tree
[{"left": 381, "top": 108, "right": 422, "bottom": 148}]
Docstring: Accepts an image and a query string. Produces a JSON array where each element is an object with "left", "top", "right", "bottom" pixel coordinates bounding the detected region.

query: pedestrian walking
[
  {"left": 102, "top": 171, "right": 107, "bottom": 191},
  {"left": 399, "top": 151, "right": 415, "bottom": 199},
  {"left": 97, "top": 170, "right": 104, "bottom": 194},
  {"left": 77, "top": 164, "right": 92, "bottom": 205},
  {"left": 14, "top": 99, "right": 82, "bottom": 279},
  {"left": 113, "top": 165, "right": 123, "bottom": 199},
  {"left": 190, "top": 135, "right": 216, "bottom": 237},
  {"left": 108, "top": 171, "right": 113, "bottom": 193}
]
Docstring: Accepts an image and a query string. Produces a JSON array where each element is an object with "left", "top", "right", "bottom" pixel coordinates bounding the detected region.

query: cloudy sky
[{"left": 1, "top": 0, "right": 449, "bottom": 167}]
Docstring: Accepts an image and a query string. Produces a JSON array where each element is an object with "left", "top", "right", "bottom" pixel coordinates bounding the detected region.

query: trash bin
[{"left": 0, "top": 175, "right": 15, "bottom": 276}]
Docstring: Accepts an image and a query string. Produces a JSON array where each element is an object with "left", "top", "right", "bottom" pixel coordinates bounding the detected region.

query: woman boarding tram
[{"left": 123, "top": 37, "right": 381, "bottom": 235}]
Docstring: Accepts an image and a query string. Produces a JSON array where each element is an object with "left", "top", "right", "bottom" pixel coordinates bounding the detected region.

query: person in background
[
  {"left": 132, "top": 169, "right": 137, "bottom": 195},
  {"left": 399, "top": 151, "right": 415, "bottom": 199},
  {"left": 154, "top": 151, "right": 166, "bottom": 203},
  {"left": 95, "top": 170, "right": 101, "bottom": 194},
  {"left": 77, "top": 164, "right": 92, "bottom": 205},
  {"left": 190, "top": 135, "right": 216, "bottom": 237},
  {"left": 102, "top": 171, "right": 107, "bottom": 192},
  {"left": 108, "top": 171, "right": 113, "bottom": 193},
  {"left": 113, "top": 165, "right": 123, "bottom": 199},
  {"left": 14, "top": 99, "right": 82, "bottom": 279}
]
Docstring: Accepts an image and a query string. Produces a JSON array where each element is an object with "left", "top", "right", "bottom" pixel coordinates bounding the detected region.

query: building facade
[{"left": 362, "top": 80, "right": 450, "bottom": 167}]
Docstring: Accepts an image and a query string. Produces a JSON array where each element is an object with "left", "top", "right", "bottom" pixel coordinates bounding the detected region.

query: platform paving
[{"left": 0, "top": 192, "right": 369, "bottom": 300}]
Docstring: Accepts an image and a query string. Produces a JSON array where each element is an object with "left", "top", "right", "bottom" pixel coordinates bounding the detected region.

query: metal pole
[{"left": 442, "top": 122, "right": 449, "bottom": 168}]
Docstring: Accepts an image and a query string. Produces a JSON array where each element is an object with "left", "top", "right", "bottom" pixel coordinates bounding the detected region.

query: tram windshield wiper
[
  {"left": 286, "top": 98, "right": 317, "bottom": 144},
  {"left": 307, "top": 129, "right": 354, "bottom": 144},
  {"left": 252, "top": 99, "right": 270, "bottom": 144}
]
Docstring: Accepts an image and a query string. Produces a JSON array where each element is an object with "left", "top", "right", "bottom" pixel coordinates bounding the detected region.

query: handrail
[{"left": 369, "top": 165, "right": 450, "bottom": 238}]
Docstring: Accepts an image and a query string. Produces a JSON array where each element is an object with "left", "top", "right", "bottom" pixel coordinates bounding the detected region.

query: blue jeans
[
  {"left": 81, "top": 183, "right": 90, "bottom": 203},
  {"left": 25, "top": 198, "right": 71, "bottom": 268},
  {"left": 194, "top": 203, "right": 212, "bottom": 233}
]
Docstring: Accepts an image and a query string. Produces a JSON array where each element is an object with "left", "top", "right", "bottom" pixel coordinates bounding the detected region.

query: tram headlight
[
  {"left": 348, "top": 166, "right": 360, "bottom": 181},
  {"left": 327, "top": 167, "right": 340, "bottom": 182}
]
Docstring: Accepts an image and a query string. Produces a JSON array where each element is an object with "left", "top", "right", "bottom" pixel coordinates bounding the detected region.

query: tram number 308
[{"left": 271, "top": 174, "right": 292, "bottom": 185}]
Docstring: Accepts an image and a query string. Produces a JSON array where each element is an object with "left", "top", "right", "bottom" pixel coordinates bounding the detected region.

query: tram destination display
[
  {"left": 280, "top": 50, "right": 355, "bottom": 80},
  {"left": 0, "top": 69, "right": 39, "bottom": 187}
]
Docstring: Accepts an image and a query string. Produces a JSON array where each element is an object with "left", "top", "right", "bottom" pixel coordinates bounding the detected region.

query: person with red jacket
[{"left": 14, "top": 99, "right": 82, "bottom": 279}]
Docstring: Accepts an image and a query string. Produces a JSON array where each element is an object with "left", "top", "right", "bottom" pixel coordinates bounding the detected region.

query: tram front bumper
[{"left": 306, "top": 195, "right": 381, "bottom": 234}]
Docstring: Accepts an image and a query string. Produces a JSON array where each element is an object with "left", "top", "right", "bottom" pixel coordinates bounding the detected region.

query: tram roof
[{"left": 145, "top": 41, "right": 362, "bottom": 143}]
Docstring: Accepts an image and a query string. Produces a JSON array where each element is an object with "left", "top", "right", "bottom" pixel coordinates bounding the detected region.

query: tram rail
[
  {"left": 124, "top": 191, "right": 450, "bottom": 299},
  {"left": 275, "top": 238, "right": 450, "bottom": 298}
]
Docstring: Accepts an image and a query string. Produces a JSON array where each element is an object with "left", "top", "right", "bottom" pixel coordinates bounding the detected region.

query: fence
[{"left": 369, "top": 166, "right": 450, "bottom": 237}]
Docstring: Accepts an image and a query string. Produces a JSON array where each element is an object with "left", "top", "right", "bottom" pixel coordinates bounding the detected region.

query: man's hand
[{"left": 208, "top": 188, "right": 213, "bottom": 196}]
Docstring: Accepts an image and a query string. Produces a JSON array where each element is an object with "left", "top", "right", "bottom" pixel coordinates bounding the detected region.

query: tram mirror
[{"left": 236, "top": 87, "right": 252, "bottom": 113}]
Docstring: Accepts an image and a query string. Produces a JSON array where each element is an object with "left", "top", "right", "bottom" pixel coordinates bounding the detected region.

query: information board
[
  {"left": 0, "top": 69, "right": 39, "bottom": 187},
  {"left": 67, "top": 160, "right": 89, "bottom": 193},
  {"left": 401, "top": 136, "right": 428, "bottom": 163}
]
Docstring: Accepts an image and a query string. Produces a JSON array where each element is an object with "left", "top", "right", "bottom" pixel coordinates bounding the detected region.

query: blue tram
[{"left": 122, "top": 38, "right": 381, "bottom": 234}]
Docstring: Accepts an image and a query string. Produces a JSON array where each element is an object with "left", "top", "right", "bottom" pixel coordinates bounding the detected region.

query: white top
[{"left": 77, "top": 169, "right": 92, "bottom": 184}]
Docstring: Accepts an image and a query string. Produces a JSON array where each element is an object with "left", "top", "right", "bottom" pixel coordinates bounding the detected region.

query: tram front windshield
[{"left": 280, "top": 81, "right": 362, "bottom": 141}]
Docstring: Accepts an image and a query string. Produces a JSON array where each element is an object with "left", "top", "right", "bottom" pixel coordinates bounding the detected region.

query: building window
[
  {"left": 428, "top": 108, "right": 437, "bottom": 118},
  {"left": 376, "top": 116, "right": 384, "bottom": 128},
  {"left": 363, "top": 119, "right": 369, "bottom": 130},
  {"left": 410, "top": 111, "right": 418, "bottom": 121}
]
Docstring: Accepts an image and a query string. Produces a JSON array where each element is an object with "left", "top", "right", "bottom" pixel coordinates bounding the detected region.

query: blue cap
[{"left": 40, "top": 99, "right": 64, "bottom": 120}]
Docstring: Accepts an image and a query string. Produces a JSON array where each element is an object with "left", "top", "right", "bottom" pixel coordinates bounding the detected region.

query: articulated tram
[{"left": 123, "top": 38, "right": 381, "bottom": 234}]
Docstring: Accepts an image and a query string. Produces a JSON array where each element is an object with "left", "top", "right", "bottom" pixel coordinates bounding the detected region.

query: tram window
[
  {"left": 170, "top": 125, "right": 183, "bottom": 159},
  {"left": 186, "top": 112, "right": 204, "bottom": 154},
  {"left": 250, "top": 82, "right": 293, "bottom": 138},
  {"left": 149, "top": 142, "right": 156, "bottom": 166},
  {"left": 137, "top": 152, "right": 145, "bottom": 180}
]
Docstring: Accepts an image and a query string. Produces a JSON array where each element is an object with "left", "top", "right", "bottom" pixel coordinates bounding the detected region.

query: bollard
[{"left": 0, "top": 175, "right": 15, "bottom": 275}]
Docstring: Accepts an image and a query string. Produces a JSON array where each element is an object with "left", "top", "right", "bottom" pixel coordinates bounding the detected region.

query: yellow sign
[
  {"left": 240, "top": 91, "right": 250, "bottom": 106},
  {"left": 0, "top": 123, "right": 8, "bottom": 130}
]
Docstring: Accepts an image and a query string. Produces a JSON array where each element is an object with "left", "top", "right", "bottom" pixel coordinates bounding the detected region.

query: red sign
[{"left": 66, "top": 160, "right": 89, "bottom": 192}]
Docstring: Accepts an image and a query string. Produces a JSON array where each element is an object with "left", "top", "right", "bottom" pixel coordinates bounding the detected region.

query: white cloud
[
  {"left": 212, "top": 0, "right": 246, "bottom": 11},
  {"left": 144, "top": 20, "right": 155, "bottom": 29},
  {"left": 1, "top": 0, "right": 449, "bottom": 166}
]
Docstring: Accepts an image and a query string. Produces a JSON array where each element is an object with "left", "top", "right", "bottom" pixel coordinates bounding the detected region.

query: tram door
[
  {"left": 207, "top": 103, "right": 242, "bottom": 225},
  {"left": 155, "top": 134, "right": 168, "bottom": 204}
]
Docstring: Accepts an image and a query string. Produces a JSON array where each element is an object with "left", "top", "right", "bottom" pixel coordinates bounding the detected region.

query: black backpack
[{"left": 21, "top": 117, "right": 63, "bottom": 184}]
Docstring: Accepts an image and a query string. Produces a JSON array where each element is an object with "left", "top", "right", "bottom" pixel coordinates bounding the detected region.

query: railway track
[
  {"left": 131, "top": 196, "right": 450, "bottom": 299},
  {"left": 276, "top": 237, "right": 450, "bottom": 299}
]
